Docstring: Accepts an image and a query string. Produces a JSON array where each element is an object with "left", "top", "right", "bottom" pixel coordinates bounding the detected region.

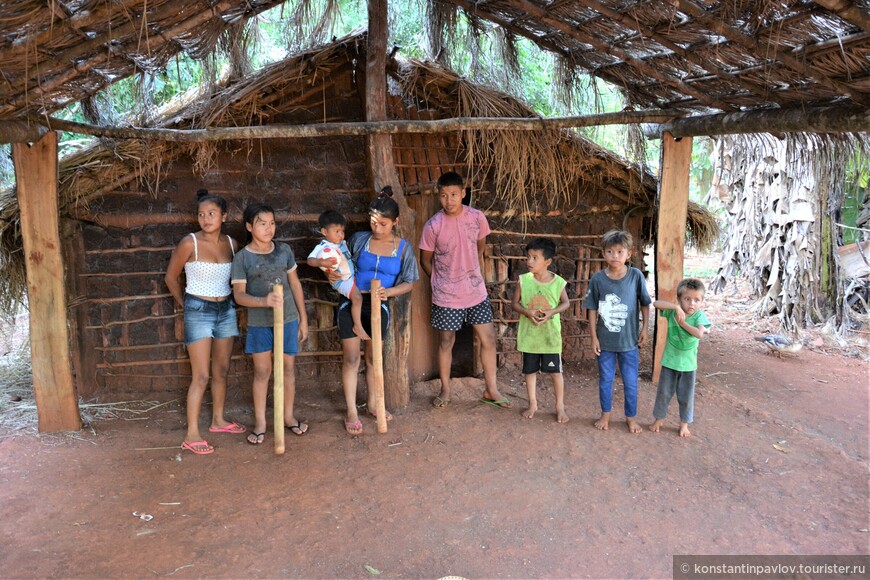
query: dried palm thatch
[
  {"left": 396, "top": 58, "right": 650, "bottom": 211},
  {"left": 709, "top": 132, "right": 870, "bottom": 332},
  {"left": 424, "top": 0, "right": 870, "bottom": 114},
  {"left": 395, "top": 57, "right": 719, "bottom": 248},
  {"left": 0, "top": 0, "right": 289, "bottom": 121}
]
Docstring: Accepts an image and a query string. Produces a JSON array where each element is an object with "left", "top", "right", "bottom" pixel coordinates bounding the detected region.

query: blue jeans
[{"left": 596, "top": 348, "right": 639, "bottom": 417}]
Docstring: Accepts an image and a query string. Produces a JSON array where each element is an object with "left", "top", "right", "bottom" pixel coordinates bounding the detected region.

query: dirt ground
[{"left": 1, "top": 280, "right": 868, "bottom": 578}]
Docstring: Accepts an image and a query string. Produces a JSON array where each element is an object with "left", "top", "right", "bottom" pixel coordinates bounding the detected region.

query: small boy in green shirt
[
  {"left": 511, "top": 238, "right": 571, "bottom": 422},
  {"left": 651, "top": 278, "right": 711, "bottom": 437}
]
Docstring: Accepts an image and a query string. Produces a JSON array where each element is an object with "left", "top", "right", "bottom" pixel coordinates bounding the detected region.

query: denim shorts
[
  {"left": 183, "top": 294, "right": 239, "bottom": 346},
  {"left": 245, "top": 320, "right": 300, "bottom": 355}
]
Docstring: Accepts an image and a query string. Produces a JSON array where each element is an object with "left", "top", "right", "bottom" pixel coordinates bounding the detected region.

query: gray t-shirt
[
  {"left": 583, "top": 267, "right": 651, "bottom": 352},
  {"left": 231, "top": 242, "right": 299, "bottom": 327}
]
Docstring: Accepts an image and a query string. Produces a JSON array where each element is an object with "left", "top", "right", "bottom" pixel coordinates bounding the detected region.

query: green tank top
[{"left": 517, "top": 272, "right": 567, "bottom": 354}]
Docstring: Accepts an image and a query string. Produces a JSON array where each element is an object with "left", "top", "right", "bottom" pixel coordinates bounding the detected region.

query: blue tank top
[{"left": 355, "top": 238, "right": 406, "bottom": 291}]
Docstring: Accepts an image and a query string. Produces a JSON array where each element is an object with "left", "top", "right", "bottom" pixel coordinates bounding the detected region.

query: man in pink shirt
[{"left": 420, "top": 172, "right": 511, "bottom": 409}]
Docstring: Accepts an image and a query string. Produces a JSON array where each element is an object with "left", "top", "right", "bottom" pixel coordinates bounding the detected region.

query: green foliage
[{"left": 840, "top": 152, "right": 869, "bottom": 245}]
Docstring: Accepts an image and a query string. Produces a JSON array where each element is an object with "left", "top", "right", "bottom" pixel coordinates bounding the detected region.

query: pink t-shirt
[{"left": 419, "top": 206, "right": 491, "bottom": 308}]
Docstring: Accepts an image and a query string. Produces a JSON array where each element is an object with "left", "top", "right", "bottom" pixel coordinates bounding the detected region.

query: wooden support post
[
  {"left": 653, "top": 133, "right": 693, "bottom": 383},
  {"left": 366, "top": 0, "right": 415, "bottom": 409},
  {"left": 12, "top": 131, "right": 81, "bottom": 432},
  {"left": 370, "top": 280, "right": 388, "bottom": 433},
  {"left": 273, "top": 284, "right": 285, "bottom": 455}
]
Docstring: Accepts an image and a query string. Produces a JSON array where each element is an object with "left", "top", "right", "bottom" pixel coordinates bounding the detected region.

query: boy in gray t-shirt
[{"left": 583, "top": 230, "right": 651, "bottom": 433}]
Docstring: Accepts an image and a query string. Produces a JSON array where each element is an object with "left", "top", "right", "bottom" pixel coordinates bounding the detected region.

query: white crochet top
[{"left": 184, "top": 233, "right": 234, "bottom": 298}]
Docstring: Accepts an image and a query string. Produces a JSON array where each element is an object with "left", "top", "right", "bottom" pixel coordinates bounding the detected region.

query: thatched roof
[
  {"left": 0, "top": 1, "right": 867, "bottom": 123},
  {"left": 0, "top": 32, "right": 718, "bottom": 310},
  {"left": 427, "top": 0, "right": 870, "bottom": 114},
  {"left": 0, "top": 0, "right": 285, "bottom": 120}
]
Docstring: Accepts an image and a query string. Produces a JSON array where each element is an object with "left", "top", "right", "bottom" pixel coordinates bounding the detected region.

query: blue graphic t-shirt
[{"left": 583, "top": 267, "right": 651, "bottom": 352}]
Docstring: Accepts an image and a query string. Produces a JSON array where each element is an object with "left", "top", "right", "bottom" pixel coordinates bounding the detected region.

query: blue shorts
[
  {"left": 245, "top": 320, "right": 300, "bottom": 355},
  {"left": 183, "top": 294, "right": 239, "bottom": 346}
]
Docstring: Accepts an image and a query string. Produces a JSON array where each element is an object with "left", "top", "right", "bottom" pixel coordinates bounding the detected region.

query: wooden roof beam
[
  {"left": 509, "top": 0, "right": 737, "bottom": 111},
  {"left": 577, "top": 0, "right": 782, "bottom": 105},
  {"left": 673, "top": 0, "right": 868, "bottom": 105},
  {"left": 793, "top": 30, "right": 870, "bottom": 58},
  {"left": 566, "top": 2, "right": 821, "bottom": 61},
  {"left": 23, "top": 109, "right": 680, "bottom": 141},
  {"left": 811, "top": 0, "right": 870, "bottom": 33},
  {"left": 649, "top": 105, "right": 870, "bottom": 137},
  {"left": 593, "top": 28, "right": 870, "bottom": 85}
]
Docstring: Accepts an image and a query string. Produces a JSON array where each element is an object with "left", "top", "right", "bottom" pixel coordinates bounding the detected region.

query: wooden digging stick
[
  {"left": 370, "top": 280, "right": 388, "bottom": 434},
  {"left": 272, "top": 283, "right": 285, "bottom": 455}
]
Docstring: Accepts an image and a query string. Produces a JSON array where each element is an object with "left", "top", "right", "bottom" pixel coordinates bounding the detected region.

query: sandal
[
  {"left": 344, "top": 420, "right": 363, "bottom": 435},
  {"left": 246, "top": 431, "right": 265, "bottom": 445},
  {"left": 286, "top": 421, "right": 309, "bottom": 436},
  {"left": 182, "top": 440, "right": 214, "bottom": 455},
  {"left": 432, "top": 396, "right": 451, "bottom": 408}
]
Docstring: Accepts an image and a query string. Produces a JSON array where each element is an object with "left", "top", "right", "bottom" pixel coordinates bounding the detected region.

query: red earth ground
[{"left": 0, "top": 279, "right": 868, "bottom": 578}]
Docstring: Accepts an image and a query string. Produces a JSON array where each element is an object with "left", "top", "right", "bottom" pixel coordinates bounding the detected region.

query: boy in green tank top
[{"left": 511, "top": 238, "right": 571, "bottom": 422}]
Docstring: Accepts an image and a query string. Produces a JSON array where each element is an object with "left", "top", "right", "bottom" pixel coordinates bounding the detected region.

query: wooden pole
[
  {"left": 370, "top": 280, "right": 388, "bottom": 434},
  {"left": 366, "top": 0, "right": 414, "bottom": 411},
  {"left": 12, "top": 131, "right": 82, "bottom": 432},
  {"left": 272, "top": 283, "right": 285, "bottom": 455},
  {"left": 653, "top": 133, "right": 693, "bottom": 383}
]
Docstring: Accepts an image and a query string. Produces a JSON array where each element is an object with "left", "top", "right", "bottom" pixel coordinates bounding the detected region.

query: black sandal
[
  {"left": 286, "top": 422, "right": 309, "bottom": 436},
  {"left": 247, "top": 431, "right": 265, "bottom": 445}
]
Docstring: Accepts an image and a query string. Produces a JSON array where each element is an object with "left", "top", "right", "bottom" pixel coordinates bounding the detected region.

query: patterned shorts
[{"left": 430, "top": 297, "right": 493, "bottom": 332}]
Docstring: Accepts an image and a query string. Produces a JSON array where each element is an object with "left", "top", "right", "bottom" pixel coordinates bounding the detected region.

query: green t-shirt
[
  {"left": 517, "top": 272, "right": 567, "bottom": 354},
  {"left": 660, "top": 309, "right": 711, "bottom": 372}
]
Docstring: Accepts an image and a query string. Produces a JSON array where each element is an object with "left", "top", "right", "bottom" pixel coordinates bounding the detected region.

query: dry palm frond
[
  {"left": 686, "top": 200, "right": 720, "bottom": 252},
  {"left": 710, "top": 132, "right": 870, "bottom": 332},
  {"left": 396, "top": 58, "right": 661, "bottom": 222}
]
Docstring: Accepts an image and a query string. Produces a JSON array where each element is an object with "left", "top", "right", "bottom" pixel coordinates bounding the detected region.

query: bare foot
[
  {"left": 626, "top": 418, "right": 643, "bottom": 433},
  {"left": 353, "top": 324, "right": 371, "bottom": 341},
  {"left": 556, "top": 407, "right": 570, "bottom": 424},
  {"left": 679, "top": 423, "right": 692, "bottom": 437},
  {"left": 522, "top": 405, "right": 537, "bottom": 419},
  {"left": 650, "top": 419, "right": 664, "bottom": 433},
  {"left": 594, "top": 412, "right": 610, "bottom": 430}
]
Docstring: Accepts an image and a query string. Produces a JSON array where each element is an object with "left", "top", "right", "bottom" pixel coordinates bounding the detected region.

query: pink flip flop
[
  {"left": 208, "top": 422, "right": 246, "bottom": 434},
  {"left": 181, "top": 440, "right": 214, "bottom": 455}
]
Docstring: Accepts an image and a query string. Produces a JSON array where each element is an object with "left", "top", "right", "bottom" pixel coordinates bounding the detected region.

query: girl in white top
[{"left": 165, "top": 189, "right": 244, "bottom": 455}]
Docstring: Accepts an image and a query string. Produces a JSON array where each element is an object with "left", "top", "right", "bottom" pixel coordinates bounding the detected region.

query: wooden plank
[
  {"left": 653, "top": 133, "right": 693, "bottom": 383},
  {"left": 12, "top": 131, "right": 81, "bottom": 432},
  {"left": 837, "top": 241, "right": 870, "bottom": 278}
]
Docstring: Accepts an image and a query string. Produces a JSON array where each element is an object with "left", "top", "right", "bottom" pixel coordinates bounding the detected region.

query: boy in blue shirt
[
  {"left": 651, "top": 278, "right": 711, "bottom": 437},
  {"left": 583, "top": 230, "right": 651, "bottom": 433}
]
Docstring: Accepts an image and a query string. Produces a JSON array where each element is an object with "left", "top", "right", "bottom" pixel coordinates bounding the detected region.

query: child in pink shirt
[{"left": 419, "top": 172, "right": 510, "bottom": 410}]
